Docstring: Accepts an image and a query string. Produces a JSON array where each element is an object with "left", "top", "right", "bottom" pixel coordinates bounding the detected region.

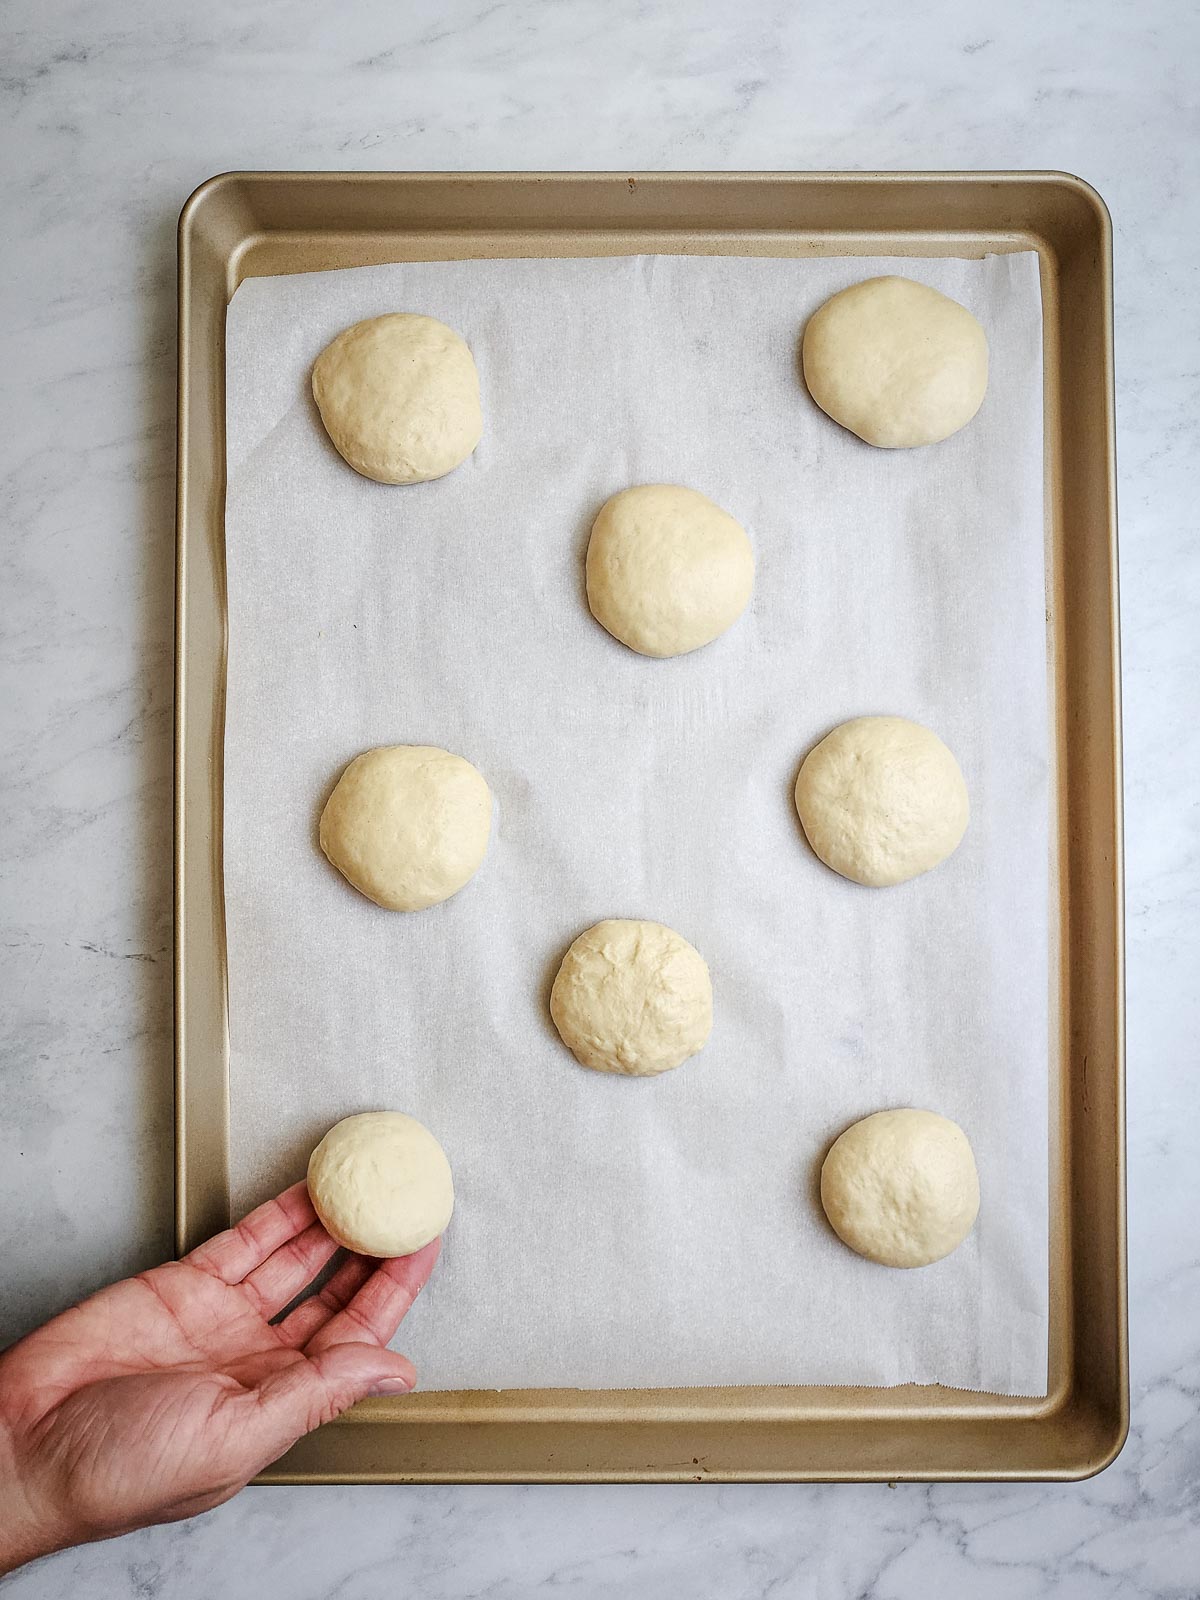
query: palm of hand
[{"left": 0, "top": 1185, "right": 437, "bottom": 1552}]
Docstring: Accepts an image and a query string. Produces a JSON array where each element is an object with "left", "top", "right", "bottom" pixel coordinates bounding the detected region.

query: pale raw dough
[
  {"left": 802, "top": 276, "right": 988, "bottom": 448},
  {"left": 550, "top": 918, "right": 713, "bottom": 1076},
  {"left": 320, "top": 745, "right": 491, "bottom": 911},
  {"left": 820, "top": 1108, "right": 980, "bottom": 1268},
  {"left": 794, "top": 716, "right": 969, "bottom": 887},
  {"left": 586, "top": 484, "right": 755, "bottom": 658},
  {"left": 307, "top": 1111, "right": 454, "bottom": 1257},
  {"left": 311, "top": 313, "right": 482, "bottom": 483}
]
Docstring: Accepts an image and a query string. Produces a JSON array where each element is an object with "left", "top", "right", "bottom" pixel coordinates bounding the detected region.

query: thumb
[{"left": 250, "top": 1343, "right": 417, "bottom": 1454}]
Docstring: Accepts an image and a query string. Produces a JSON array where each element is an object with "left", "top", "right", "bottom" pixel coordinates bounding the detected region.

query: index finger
[
  {"left": 305, "top": 1237, "right": 441, "bottom": 1353},
  {"left": 186, "top": 1181, "right": 317, "bottom": 1284}
]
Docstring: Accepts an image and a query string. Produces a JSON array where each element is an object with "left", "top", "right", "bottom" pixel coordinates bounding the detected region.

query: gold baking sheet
[{"left": 174, "top": 171, "right": 1124, "bottom": 1481}]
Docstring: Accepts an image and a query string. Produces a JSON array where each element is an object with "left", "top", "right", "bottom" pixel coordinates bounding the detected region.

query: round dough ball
[
  {"left": 308, "top": 1111, "right": 454, "bottom": 1257},
  {"left": 320, "top": 745, "right": 491, "bottom": 911},
  {"left": 550, "top": 918, "right": 713, "bottom": 1076},
  {"left": 312, "top": 313, "right": 482, "bottom": 483},
  {"left": 820, "top": 1108, "right": 980, "bottom": 1268},
  {"left": 794, "top": 716, "right": 968, "bottom": 887},
  {"left": 802, "top": 276, "right": 988, "bottom": 448},
  {"left": 586, "top": 484, "right": 755, "bottom": 658}
]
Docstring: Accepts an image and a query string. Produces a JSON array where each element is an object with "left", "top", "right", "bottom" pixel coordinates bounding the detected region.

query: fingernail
[{"left": 368, "top": 1377, "right": 415, "bottom": 1397}]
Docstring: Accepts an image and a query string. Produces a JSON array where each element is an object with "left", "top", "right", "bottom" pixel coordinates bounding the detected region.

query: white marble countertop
[{"left": 2, "top": 0, "right": 1196, "bottom": 1594}]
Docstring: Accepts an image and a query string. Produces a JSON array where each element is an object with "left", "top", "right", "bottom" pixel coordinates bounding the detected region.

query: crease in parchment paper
[{"left": 223, "top": 252, "right": 1048, "bottom": 1396}]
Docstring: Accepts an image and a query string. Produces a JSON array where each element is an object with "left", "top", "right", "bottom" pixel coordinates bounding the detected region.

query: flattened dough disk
[
  {"left": 312, "top": 313, "right": 482, "bottom": 484},
  {"left": 307, "top": 1111, "right": 455, "bottom": 1258},
  {"left": 794, "top": 716, "right": 969, "bottom": 887},
  {"left": 550, "top": 918, "right": 713, "bottom": 1076},
  {"left": 320, "top": 744, "right": 492, "bottom": 911},
  {"left": 802, "top": 276, "right": 988, "bottom": 448},
  {"left": 820, "top": 1108, "right": 980, "bottom": 1268},
  {"left": 586, "top": 484, "right": 754, "bottom": 658}
]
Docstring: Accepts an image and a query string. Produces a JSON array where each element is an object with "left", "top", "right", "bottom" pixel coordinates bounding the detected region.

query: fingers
[
  {"left": 249, "top": 1342, "right": 417, "bottom": 1453},
  {"left": 240, "top": 1221, "right": 341, "bottom": 1320},
  {"left": 305, "top": 1238, "right": 441, "bottom": 1354},
  {"left": 273, "top": 1251, "right": 376, "bottom": 1347},
  {"left": 185, "top": 1182, "right": 316, "bottom": 1284}
]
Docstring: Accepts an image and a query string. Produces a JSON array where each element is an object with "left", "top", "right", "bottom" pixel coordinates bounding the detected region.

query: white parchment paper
[{"left": 224, "top": 251, "right": 1048, "bottom": 1395}]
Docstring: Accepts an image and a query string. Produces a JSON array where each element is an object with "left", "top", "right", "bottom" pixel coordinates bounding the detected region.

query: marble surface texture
[{"left": 0, "top": 0, "right": 1196, "bottom": 1594}]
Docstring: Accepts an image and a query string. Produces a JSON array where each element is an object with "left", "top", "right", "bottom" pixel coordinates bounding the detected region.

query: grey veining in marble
[{"left": 2, "top": 0, "right": 1198, "bottom": 1594}]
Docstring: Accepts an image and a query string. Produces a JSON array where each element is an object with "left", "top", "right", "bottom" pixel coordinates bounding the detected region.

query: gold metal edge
[
  {"left": 1089, "top": 173, "right": 1129, "bottom": 1464},
  {"left": 173, "top": 190, "right": 194, "bottom": 1256},
  {"left": 176, "top": 175, "right": 238, "bottom": 1254}
]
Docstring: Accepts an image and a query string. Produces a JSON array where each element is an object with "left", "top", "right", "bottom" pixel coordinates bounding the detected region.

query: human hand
[{"left": 0, "top": 1183, "right": 439, "bottom": 1573}]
